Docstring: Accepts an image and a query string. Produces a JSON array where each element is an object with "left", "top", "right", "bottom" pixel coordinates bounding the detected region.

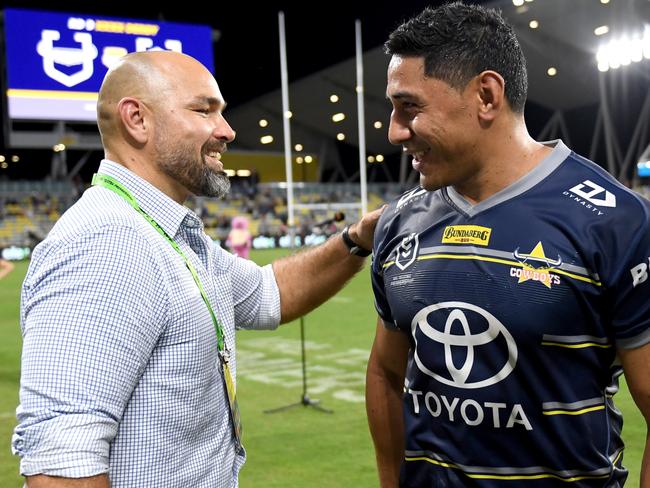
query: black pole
[
  {"left": 264, "top": 289, "right": 333, "bottom": 413},
  {"left": 264, "top": 165, "right": 333, "bottom": 415},
  {"left": 300, "top": 316, "right": 308, "bottom": 396}
]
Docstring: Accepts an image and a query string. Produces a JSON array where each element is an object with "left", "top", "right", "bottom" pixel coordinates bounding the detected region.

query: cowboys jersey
[{"left": 371, "top": 140, "right": 650, "bottom": 487}]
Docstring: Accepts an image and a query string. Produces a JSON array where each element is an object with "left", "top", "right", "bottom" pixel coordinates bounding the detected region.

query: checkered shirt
[{"left": 13, "top": 160, "right": 281, "bottom": 487}]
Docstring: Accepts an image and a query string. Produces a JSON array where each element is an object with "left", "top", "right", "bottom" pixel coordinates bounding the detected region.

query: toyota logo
[{"left": 411, "top": 302, "right": 517, "bottom": 389}]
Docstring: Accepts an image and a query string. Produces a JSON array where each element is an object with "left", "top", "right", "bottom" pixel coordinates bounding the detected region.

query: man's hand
[{"left": 347, "top": 205, "right": 386, "bottom": 252}]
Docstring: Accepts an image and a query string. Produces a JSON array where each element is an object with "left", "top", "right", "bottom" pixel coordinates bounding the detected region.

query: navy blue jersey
[{"left": 371, "top": 141, "right": 650, "bottom": 487}]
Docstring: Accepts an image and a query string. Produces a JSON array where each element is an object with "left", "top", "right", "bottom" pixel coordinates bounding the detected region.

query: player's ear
[{"left": 476, "top": 70, "right": 505, "bottom": 122}]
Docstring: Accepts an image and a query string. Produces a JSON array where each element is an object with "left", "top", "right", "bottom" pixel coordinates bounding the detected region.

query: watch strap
[{"left": 341, "top": 225, "right": 372, "bottom": 257}]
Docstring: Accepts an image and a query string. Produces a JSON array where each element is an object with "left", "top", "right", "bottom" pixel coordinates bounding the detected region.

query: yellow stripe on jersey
[
  {"left": 543, "top": 405, "right": 606, "bottom": 416},
  {"left": 404, "top": 456, "right": 610, "bottom": 482},
  {"left": 466, "top": 473, "right": 610, "bottom": 482},
  {"left": 541, "top": 341, "right": 612, "bottom": 349},
  {"left": 383, "top": 253, "right": 601, "bottom": 286}
]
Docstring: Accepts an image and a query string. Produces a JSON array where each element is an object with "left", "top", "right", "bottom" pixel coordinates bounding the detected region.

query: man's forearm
[
  {"left": 27, "top": 474, "right": 110, "bottom": 488},
  {"left": 272, "top": 228, "right": 366, "bottom": 323}
]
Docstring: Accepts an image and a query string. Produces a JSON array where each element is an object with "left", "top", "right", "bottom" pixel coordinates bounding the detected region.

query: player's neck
[{"left": 453, "top": 125, "right": 552, "bottom": 205}]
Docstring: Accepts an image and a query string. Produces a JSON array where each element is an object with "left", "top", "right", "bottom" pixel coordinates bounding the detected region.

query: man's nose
[
  {"left": 214, "top": 114, "right": 236, "bottom": 142},
  {"left": 387, "top": 113, "right": 410, "bottom": 146}
]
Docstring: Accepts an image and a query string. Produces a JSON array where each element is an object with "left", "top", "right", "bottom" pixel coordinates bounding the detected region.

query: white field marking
[
  {"left": 237, "top": 337, "right": 368, "bottom": 403},
  {"left": 237, "top": 337, "right": 330, "bottom": 356},
  {"left": 334, "top": 390, "right": 366, "bottom": 403},
  {"left": 0, "top": 412, "right": 15, "bottom": 419},
  {"left": 330, "top": 296, "right": 353, "bottom": 303}
]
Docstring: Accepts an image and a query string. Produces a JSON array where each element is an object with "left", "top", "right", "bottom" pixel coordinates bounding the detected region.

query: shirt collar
[{"left": 97, "top": 159, "right": 201, "bottom": 237}]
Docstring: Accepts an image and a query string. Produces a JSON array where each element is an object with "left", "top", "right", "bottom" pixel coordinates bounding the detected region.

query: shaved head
[{"left": 97, "top": 51, "right": 205, "bottom": 147}]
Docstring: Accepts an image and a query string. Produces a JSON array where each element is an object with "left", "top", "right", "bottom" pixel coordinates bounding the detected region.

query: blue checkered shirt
[{"left": 13, "top": 160, "right": 281, "bottom": 487}]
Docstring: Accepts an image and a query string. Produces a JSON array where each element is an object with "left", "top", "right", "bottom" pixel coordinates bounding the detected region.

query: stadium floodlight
[
  {"left": 596, "top": 26, "right": 650, "bottom": 71},
  {"left": 594, "top": 25, "right": 609, "bottom": 36}
]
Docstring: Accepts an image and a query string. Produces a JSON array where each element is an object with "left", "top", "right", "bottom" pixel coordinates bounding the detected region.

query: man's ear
[
  {"left": 116, "top": 97, "right": 149, "bottom": 145},
  {"left": 476, "top": 70, "right": 505, "bottom": 122}
]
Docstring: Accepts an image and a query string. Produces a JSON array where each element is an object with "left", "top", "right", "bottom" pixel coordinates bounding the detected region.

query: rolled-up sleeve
[
  {"left": 227, "top": 251, "right": 280, "bottom": 330},
  {"left": 13, "top": 224, "right": 169, "bottom": 477}
]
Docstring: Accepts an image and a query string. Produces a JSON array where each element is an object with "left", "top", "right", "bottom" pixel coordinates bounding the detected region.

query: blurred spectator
[
  {"left": 258, "top": 213, "right": 272, "bottom": 237},
  {"left": 226, "top": 216, "right": 252, "bottom": 259},
  {"left": 256, "top": 191, "right": 274, "bottom": 216}
]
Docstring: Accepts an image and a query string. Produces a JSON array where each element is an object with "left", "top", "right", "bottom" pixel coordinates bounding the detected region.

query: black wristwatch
[{"left": 341, "top": 225, "right": 372, "bottom": 257}]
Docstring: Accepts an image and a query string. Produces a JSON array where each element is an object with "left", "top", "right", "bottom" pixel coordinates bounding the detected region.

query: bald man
[{"left": 13, "top": 51, "right": 381, "bottom": 488}]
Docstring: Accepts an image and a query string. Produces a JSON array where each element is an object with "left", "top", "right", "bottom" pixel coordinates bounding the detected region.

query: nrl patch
[{"left": 395, "top": 233, "right": 419, "bottom": 270}]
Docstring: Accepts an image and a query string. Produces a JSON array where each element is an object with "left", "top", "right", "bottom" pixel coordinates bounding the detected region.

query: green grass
[
  {"left": 0, "top": 251, "right": 646, "bottom": 487},
  {"left": 0, "top": 259, "right": 27, "bottom": 488}
]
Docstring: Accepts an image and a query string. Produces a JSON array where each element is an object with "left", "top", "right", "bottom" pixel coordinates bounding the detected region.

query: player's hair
[{"left": 385, "top": 1, "right": 528, "bottom": 113}]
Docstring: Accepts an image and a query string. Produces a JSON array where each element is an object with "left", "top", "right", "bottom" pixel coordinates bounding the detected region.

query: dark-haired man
[{"left": 366, "top": 2, "right": 650, "bottom": 487}]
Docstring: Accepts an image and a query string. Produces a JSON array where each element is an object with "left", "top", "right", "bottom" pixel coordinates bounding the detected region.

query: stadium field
[{"left": 0, "top": 251, "right": 646, "bottom": 487}]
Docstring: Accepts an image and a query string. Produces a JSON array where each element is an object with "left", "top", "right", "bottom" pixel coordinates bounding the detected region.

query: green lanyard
[{"left": 91, "top": 173, "right": 226, "bottom": 353}]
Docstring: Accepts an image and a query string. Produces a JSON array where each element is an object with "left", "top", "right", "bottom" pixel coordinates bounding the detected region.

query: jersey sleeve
[
  {"left": 608, "top": 198, "right": 650, "bottom": 349},
  {"left": 371, "top": 204, "right": 398, "bottom": 329}
]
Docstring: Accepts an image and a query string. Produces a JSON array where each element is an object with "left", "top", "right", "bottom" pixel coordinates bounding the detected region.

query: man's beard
[{"left": 156, "top": 138, "right": 230, "bottom": 199}]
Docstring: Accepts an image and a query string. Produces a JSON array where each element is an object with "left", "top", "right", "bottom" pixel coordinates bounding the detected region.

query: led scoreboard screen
[{"left": 3, "top": 8, "right": 214, "bottom": 122}]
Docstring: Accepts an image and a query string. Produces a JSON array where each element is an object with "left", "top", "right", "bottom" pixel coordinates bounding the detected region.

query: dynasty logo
[
  {"left": 396, "top": 187, "right": 427, "bottom": 211},
  {"left": 511, "top": 241, "right": 562, "bottom": 288}
]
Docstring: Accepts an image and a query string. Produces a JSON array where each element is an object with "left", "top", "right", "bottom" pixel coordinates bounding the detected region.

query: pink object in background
[{"left": 226, "top": 216, "right": 252, "bottom": 259}]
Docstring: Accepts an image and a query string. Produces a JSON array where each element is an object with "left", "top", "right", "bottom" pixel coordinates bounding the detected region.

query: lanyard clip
[{"left": 219, "top": 348, "right": 231, "bottom": 364}]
